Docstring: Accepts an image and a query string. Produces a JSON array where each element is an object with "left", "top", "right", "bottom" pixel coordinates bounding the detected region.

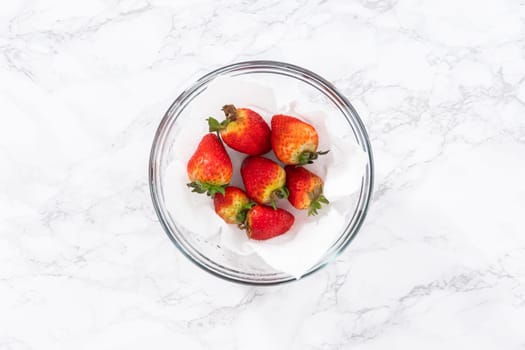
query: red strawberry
[
  {"left": 241, "top": 156, "right": 288, "bottom": 208},
  {"left": 271, "top": 115, "right": 328, "bottom": 165},
  {"left": 243, "top": 205, "right": 294, "bottom": 240},
  {"left": 213, "top": 186, "right": 254, "bottom": 224},
  {"left": 187, "top": 133, "right": 233, "bottom": 196},
  {"left": 285, "top": 166, "right": 329, "bottom": 216},
  {"left": 208, "top": 104, "right": 271, "bottom": 156}
]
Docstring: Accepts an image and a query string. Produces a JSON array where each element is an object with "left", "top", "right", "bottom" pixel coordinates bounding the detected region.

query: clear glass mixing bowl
[{"left": 149, "top": 61, "right": 374, "bottom": 285}]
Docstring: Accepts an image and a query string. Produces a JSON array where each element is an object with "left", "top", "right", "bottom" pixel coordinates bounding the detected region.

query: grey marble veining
[{"left": 1, "top": 0, "right": 525, "bottom": 348}]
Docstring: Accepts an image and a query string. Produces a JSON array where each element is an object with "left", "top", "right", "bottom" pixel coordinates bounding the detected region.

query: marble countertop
[{"left": 2, "top": 0, "right": 525, "bottom": 348}]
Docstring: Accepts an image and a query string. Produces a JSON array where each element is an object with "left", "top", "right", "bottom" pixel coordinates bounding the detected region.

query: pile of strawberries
[{"left": 187, "top": 104, "right": 329, "bottom": 240}]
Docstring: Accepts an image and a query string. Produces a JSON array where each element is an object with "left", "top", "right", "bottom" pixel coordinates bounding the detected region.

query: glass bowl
[{"left": 149, "top": 61, "right": 374, "bottom": 285}]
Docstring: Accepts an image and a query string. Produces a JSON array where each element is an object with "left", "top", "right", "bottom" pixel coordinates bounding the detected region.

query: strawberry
[
  {"left": 271, "top": 115, "right": 328, "bottom": 165},
  {"left": 243, "top": 205, "right": 294, "bottom": 240},
  {"left": 285, "top": 165, "right": 329, "bottom": 216},
  {"left": 208, "top": 104, "right": 271, "bottom": 156},
  {"left": 213, "top": 186, "right": 254, "bottom": 224},
  {"left": 241, "top": 156, "right": 288, "bottom": 209},
  {"left": 187, "top": 133, "right": 233, "bottom": 196}
]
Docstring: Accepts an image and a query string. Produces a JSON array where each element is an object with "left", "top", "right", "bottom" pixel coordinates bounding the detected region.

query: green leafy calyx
[
  {"left": 307, "top": 186, "right": 329, "bottom": 216},
  {"left": 235, "top": 202, "right": 256, "bottom": 225},
  {"left": 187, "top": 181, "right": 227, "bottom": 197},
  {"left": 297, "top": 150, "right": 330, "bottom": 166},
  {"left": 269, "top": 186, "right": 289, "bottom": 210},
  {"left": 207, "top": 117, "right": 229, "bottom": 133}
]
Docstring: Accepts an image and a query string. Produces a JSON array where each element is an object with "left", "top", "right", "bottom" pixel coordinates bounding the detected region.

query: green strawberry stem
[
  {"left": 207, "top": 104, "right": 238, "bottom": 133},
  {"left": 270, "top": 186, "right": 289, "bottom": 210},
  {"left": 307, "top": 192, "right": 329, "bottom": 216},
  {"left": 297, "top": 150, "right": 330, "bottom": 165},
  {"left": 222, "top": 104, "right": 238, "bottom": 121},
  {"left": 187, "top": 181, "right": 227, "bottom": 197}
]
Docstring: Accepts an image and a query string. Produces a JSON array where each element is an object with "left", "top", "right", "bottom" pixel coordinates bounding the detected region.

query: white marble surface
[{"left": 1, "top": 0, "right": 525, "bottom": 348}]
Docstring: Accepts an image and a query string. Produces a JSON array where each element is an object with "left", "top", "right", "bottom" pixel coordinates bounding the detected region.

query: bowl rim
[{"left": 149, "top": 60, "right": 374, "bottom": 285}]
